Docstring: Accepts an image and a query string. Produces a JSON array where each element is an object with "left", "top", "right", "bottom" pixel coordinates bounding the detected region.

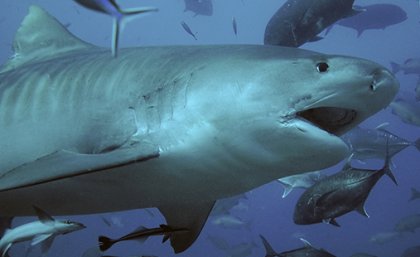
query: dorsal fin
[
  {"left": 1, "top": 5, "right": 94, "bottom": 72},
  {"left": 33, "top": 205, "right": 55, "bottom": 224}
]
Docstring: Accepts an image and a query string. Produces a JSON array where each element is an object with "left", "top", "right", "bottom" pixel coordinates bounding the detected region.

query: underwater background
[{"left": 0, "top": 0, "right": 419, "bottom": 257}]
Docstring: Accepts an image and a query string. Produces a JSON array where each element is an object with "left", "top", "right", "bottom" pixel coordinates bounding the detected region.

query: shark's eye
[{"left": 316, "top": 62, "right": 329, "bottom": 73}]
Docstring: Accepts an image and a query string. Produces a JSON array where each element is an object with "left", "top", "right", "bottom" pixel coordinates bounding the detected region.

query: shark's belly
[{"left": 0, "top": 118, "right": 349, "bottom": 217}]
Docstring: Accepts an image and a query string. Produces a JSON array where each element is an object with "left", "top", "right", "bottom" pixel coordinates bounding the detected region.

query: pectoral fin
[
  {"left": 158, "top": 201, "right": 215, "bottom": 253},
  {"left": 40, "top": 235, "right": 55, "bottom": 253},
  {"left": 2, "top": 243, "right": 12, "bottom": 257},
  {"left": 314, "top": 190, "right": 336, "bottom": 209},
  {"left": 323, "top": 218, "right": 340, "bottom": 227},
  {"left": 31, "top": 234, "right": 53, "bottom": 246},
  {"left": 0, "top": 143, "right": 159, "bottom": 192}
]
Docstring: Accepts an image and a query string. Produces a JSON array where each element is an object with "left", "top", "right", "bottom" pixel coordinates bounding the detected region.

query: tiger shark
[{"left": 0, "top": 6, "right": 398, "bottom": 254}]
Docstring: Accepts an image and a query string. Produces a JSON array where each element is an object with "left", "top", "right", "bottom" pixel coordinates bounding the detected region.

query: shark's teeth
[{"left": 296, "top": 107, "right": 357, "bottom": 135}]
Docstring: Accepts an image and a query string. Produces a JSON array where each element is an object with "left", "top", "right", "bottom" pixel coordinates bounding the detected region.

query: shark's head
[
  {"left": 55, "top": 219, "right": 86, "bottom": 234},
  {"left": 188, "top": 46, "right": 399, "bottom": 175},
  {"left": 286, "top": 54, "right": 399, "bottom": 135}
]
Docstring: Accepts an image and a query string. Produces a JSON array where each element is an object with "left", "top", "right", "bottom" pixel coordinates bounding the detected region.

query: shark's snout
[
  {"left": 69, "top": 221, "right": 86, "bottom": 232},
  {"left": 369, "top": 68, "right": 399, "bottom": 94},
  {"left": 292, "top": 59, "right": 399, "bottom": 138}
]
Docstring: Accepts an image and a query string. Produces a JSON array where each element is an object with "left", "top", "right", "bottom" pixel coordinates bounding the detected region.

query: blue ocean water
[{"left": 0, "top": 0, "right": 419, "bottom": 257}]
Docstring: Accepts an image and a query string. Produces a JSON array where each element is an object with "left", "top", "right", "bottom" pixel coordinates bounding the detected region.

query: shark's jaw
[
  {"left": 278, "top": 62, "right": 400, "bottom": 146},
  {"left": 297, "top": 107, "right": 357, "bottom": 135}
]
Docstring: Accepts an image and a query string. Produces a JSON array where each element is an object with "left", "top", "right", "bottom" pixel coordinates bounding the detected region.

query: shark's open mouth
[{"left": 297, "top": 107, "right": 357, "bottom": 135}]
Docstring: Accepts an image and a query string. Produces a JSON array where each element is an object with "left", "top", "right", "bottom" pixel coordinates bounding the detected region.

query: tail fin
[
  {"left": 98, "top": 236, "right": 114, "bottom": 252},
  {"left": 384, "top": 165, "right": 397, "bottom": 186},
  {"left": 390, "top": 62, "right": 400, "bottom": 74},
  {"left": 111, "top": 7, "right": 158, "bottom": 57},
  {"left": 383, "top": 137, "right": 398, "bottom": 185},
  {"left": 259, "top": 235, "right": 278, "bottom": 257}
]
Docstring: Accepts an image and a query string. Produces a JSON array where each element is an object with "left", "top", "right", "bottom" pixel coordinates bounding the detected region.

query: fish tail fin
[
  {"left": 98, "top": 236, "right": 114, "bottom": 252},
  {"left": 383, "top": 137, "right": 398, "bottom": 185},
  {"left": 384, "top": 163, "right": 398, "bottom": 185},
  {"left": 119, "top": 7, "right": 158, "bottom": 16},
  {"left": 259, "top": 235, "right": 277, "bottom": 257},
  {"left": 110, "top": 7, "right": 158, "bottom": 57},
  {"left": 390, "top": 62, "right": 400, "bottom": 74}
]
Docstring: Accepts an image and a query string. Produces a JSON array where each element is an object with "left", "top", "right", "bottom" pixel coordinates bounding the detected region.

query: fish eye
[{"left": 316, "top": 62, "right": 329, "bottom": 73}]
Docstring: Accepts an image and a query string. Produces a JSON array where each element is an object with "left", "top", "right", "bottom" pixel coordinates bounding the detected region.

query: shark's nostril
[
  {"left": 370, "top": 68, "right": 399, "bottom": 93},
  {"left": 370, "top": 81, "right": 377, "bottom": 91}
]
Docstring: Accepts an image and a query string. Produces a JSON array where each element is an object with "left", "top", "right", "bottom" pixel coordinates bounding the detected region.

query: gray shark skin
[
  {"left": 0, "top": 6, "right": 398, "bottom": 254},
  {"left": 293, "top": 147, "right": 397, "bottom": 226},
  {"left": 264, "top": 0, "right": 360, "bottom": 47}
]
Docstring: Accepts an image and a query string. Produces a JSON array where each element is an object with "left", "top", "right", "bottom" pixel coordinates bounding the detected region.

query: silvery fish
[{"left": 341, "top": 125, "right": 420, "bottom": 161}]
